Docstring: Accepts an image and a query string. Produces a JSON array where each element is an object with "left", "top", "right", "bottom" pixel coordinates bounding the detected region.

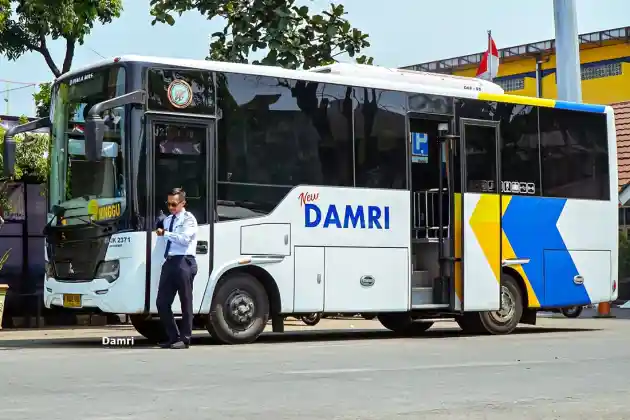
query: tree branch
[
  {"left": 38, "top": 33, "right": 61, "bottom": 78},
  {"left": 62, "top": 37, "right": 76, "bottom": 74}
]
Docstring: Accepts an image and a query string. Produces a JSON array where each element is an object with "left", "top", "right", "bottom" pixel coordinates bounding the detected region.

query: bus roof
[
  {"left": 56, "top": 55, "right": 608, "bottom": 114},
  {"left": 56, "top": 54, "right": 503, "bottom": 100}
]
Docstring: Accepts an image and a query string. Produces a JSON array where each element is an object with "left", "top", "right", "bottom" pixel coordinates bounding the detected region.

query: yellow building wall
[{"left": 451, "top": 41, "right": 630, "bottom": 105}]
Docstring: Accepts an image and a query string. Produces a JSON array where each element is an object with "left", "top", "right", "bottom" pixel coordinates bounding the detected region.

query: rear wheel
[
  {"left": 457, "top": 273, "right": 524, "bottom": 335},
  {"left": 378, "top": 313, "right": 434, "bottom": 335},
  {"left": 206, "top": 272, "right": 270, "bottom": 345},
  {"left": 300, "top": 313, "right": 322, "bottom": 326},
  {"left": 561, "top": 306, "right": 583, "bottom": 318}
]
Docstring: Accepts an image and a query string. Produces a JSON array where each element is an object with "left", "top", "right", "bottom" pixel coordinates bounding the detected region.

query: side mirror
[
  {"left": 2, "top": 117, "right": 51, "bottom": 177},
  {"left": 85, "top": 115, "right": 105, "bottom": 162},
  {"left": 84, "top": 90, "right": 147, "bottom": 162}
]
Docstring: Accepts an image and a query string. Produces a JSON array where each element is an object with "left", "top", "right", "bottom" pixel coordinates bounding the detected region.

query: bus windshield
[{"left": 48, "top": 67, "right": 126, "bottom": 225}]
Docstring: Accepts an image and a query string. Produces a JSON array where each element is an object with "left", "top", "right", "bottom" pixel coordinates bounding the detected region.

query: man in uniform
[{"left": 155, "top": 187, "right": 198, "bottom": 349}]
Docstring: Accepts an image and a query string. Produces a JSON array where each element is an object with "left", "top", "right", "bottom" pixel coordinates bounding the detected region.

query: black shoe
[{"left": 170, "top": 340, "right": 189, "bottom": 349}]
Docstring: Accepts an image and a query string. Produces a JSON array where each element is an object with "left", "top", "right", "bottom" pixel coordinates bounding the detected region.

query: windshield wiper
[{"left": 44, "top": 204, "right": 99, "bottom": 232}]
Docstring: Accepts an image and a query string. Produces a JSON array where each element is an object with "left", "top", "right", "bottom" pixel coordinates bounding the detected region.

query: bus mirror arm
[
  {"left": 85, "top": 90, "right": 147, "bottom": 162},
  {"left": 2, "top": 117, "right": 51, "bottom": 177}
]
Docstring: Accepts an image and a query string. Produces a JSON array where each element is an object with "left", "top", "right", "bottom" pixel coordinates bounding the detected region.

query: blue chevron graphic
[{"left": 502, "top": 196, "right": 591, "bottom": 307}]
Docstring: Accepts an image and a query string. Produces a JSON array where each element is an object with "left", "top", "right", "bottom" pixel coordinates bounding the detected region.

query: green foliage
[
  {"left": 149, "top": 0, "right": 372, "bottom": 70},
  {"left": 0, "top": 121, "right": 49, "bottom": 214},
  {"left": 0, "top": 0, "right": 123, "bottom": 77},
  {"left": 0, "top": 248, "right": 10, "bottom": 272},
  {"left": 33, "top": 83, "right": 52, "bottom": 118}
]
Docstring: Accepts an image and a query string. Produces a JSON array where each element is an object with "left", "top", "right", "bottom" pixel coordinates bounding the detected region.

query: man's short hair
[{"left": 169, "top": 187, "right": 186, "bottom": 201}]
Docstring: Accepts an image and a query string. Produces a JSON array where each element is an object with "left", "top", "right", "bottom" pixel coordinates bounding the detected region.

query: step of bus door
[{"left": 411, "top": 270, "right": 432, "bottom": 288}]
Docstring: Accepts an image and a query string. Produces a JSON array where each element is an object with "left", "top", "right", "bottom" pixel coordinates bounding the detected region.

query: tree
[
  {"left": 149, "top": 0, "right": 373, "bottom": 70},
  {"left": 0, "top": 0, "right": 123, "bottom": 78},
  {"left": 0, "top": 119, "right": 50, "bottom": 215},
  {"left": 33, "top": 82, "right": 52, "bottom": 118}
]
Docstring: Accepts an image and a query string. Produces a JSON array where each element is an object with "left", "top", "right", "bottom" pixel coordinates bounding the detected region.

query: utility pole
[{"left": 553, "top": 0, "right": 582, "bottom": 102}]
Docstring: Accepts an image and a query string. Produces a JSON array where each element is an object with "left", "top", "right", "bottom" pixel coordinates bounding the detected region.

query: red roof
[{"left": 614, "top": 102, "right": 630, "bottom": 190}]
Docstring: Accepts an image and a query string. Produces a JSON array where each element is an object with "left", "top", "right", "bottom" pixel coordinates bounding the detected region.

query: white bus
[{"left": 3, "top": 56, "right": 618, "bottom": 344}]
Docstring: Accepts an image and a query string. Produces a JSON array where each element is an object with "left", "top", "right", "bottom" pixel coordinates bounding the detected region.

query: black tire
[
  {"left": 130, "top": 315, "right": 168, "bottom": 343},
  {"left": 207, "top": 272, "right": 270, "bottom": 344},
  {"left": 300, "top": 313, "right": 322, "bottom": 326},
  {"left": 561, "top": 306, "right": 583, "bottom": 318},
  {"left": 456, "top": 273, "right": 524, "bottom": 335},
  {"left": 378, "top": 313, "right": 434, "bottom": 335}
]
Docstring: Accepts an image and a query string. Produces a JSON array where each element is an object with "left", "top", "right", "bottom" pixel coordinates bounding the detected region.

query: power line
[
  {"left": 0, "top": 79, "right": 46, "bottom": 85},
  {"left": 0, "top": 84, "right": 37, "bottom": 95}
]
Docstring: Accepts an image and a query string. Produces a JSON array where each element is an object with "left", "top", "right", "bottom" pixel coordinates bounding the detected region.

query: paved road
[{"left": 0, "top": 317, "right": 629, "bottom": 419}]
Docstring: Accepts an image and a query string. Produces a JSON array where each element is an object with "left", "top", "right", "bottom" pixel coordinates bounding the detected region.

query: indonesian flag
[{"left": 476, "top": 32, "right": 499, "bottom": 81}]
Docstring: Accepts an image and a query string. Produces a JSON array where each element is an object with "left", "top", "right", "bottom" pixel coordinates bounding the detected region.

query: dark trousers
[{"left": 157, "top": 255, "right": 198, "bottom": 343}]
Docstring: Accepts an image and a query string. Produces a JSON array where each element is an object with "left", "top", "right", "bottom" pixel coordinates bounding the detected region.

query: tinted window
[
  {"left": 354, "top": 89, "right": 407, "bottom": 189},
  {"left": 539, "top": 108, "right": 610, "bottom": 200},
  {"left": 216, "top": 73, "right": 354, "bottom": 218},
  {"left": 153, "top": 122, "right": 208, "bottom": 224},
  {"left": 463, "top": 123, "right": 498, "bottom": 193},
  {"left": 499, "top": 103, "right": 540, "bottom": 195},
  {"left": 217, "top": 73, "right": 353, "bottom": 187},
  {"left": 147, "top": 68, "right": 215, "bottom": 115},
  {"left": 457, "top": 98, "right": 497, "bottom": 121},
  {"left": 408, "top": 93, "right": 452, "bottom": 115}
]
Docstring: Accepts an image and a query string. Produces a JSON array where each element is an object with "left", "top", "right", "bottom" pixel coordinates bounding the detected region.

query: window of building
[
  {"left": 354, "top": 89, "right": 407, "bottom": 189},
  {"left": 581, "top": 62, "right": 622, "bottom": 81},
  {"left": 498, "top": 103, "right": 540, "bottom": 195},
  {"left": 216, "top": 73, "right": 354, "bottom": 218},
  {"left": 538, "top": 107, "right": 610, "bottom": 200},
  {"left": 496, "top": 77, "right": 525, "bottom": 92}
]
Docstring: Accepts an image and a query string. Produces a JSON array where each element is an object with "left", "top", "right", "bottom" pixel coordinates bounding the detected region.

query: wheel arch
[
  {"left": 502, "top": 266, "right": 529, "bottom": 308},
  {"left": 207, "top": 265, "right": 282, "bottom": 318}
]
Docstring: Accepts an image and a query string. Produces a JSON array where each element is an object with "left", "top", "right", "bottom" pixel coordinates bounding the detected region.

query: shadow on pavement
[{"left": 0, "top": 325, "right": 601, "bottom": 350}]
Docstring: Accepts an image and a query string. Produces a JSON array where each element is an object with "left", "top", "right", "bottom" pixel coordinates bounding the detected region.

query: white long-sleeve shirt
[{"left": 162, "top": 209, "right": 198, "bottom": 257}]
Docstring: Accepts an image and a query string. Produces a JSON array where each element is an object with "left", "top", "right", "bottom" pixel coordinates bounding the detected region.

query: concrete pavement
[{"left": 0, "top": 316, "right": 629, "bottom": 419}]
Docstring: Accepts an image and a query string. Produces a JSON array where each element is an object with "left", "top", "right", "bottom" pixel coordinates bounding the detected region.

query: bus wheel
[
  {"left": 457, "top": 274, "right": 523, "bottom": 335},
  {"left": 130, "top": 315, "right": 167, "bottom": 343},
  {"left": 207, "top": 272, "right": 270, "bottom": 344},
  {"left": 378, "top": 313, "right": 434, "bottom": 335}
]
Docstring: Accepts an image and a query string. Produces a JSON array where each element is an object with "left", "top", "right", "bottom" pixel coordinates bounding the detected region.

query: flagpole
[{"left": 487, "top": 30, "right": 492, "bottom": 81}]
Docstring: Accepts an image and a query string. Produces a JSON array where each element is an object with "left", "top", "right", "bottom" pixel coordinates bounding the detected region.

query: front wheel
[
  {"left": 300, "top": 313, "right": 322, "bottom": 326},
  {"left": 561, "top": 306, "right": 583, "bottom": 318},
  {"left": 130, "top": 315, "right": 168, "bottom": 343},
  {"left": 206, "top": 272, "right": 269, "bottom": 345},
  {"left": 378, "top": 313, "right": 434, "bottom": 335}
]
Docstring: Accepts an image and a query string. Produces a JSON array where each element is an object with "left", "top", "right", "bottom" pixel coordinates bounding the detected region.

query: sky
[{"left": 1, "top": 0, "right": 629, "bottom": 117}]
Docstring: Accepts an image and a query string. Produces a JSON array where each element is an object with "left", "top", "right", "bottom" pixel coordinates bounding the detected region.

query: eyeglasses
[{"left": 166, "top": 201, "right": 181, "bottom": 208}]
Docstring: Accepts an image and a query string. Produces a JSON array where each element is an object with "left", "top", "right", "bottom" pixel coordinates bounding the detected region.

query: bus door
[
  {"left": 145, "top": 115, "right": 214, "bottom": 315},
  {"left": 454, "top": 118, "right": 501, "bottom": 312}
]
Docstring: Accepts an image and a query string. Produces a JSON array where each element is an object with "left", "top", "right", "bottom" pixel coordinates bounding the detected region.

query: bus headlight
[{"left": 96, "top": 260, "right": 120, "bottom": 283}]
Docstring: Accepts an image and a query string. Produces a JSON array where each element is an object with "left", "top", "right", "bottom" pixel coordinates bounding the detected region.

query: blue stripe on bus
[
  {"left": 554, "top": 100, "right": 606, "bottom": 113},
  {"left": 501, "top": 196, "right": 591, "bottom": 307}
]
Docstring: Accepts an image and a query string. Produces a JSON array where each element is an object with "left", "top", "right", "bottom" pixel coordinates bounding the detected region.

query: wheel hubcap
[
  {"left": 489, "top": 285, "right": 516, "bottom": 324},
  {"left": 226, "top": 290, "right": 255, "bottom": 329}
]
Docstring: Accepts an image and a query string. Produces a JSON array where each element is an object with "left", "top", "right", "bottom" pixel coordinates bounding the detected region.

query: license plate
[{"left": 63, "top": 294, "right": 82, "bottom": 308}]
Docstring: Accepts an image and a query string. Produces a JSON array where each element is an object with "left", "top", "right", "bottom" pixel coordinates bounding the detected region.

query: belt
[{"left": 165, "top": 255, "right": 195, "bottom": 260}]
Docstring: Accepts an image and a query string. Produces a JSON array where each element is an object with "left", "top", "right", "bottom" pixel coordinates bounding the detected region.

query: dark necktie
[{"left": 163, "top": 216, "right": 175, "bottom": 258}]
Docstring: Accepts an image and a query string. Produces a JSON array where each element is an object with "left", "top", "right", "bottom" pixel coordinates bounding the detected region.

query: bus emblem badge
[{"left": 167, "top": 79, "right": 193, "bottom": 109}]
